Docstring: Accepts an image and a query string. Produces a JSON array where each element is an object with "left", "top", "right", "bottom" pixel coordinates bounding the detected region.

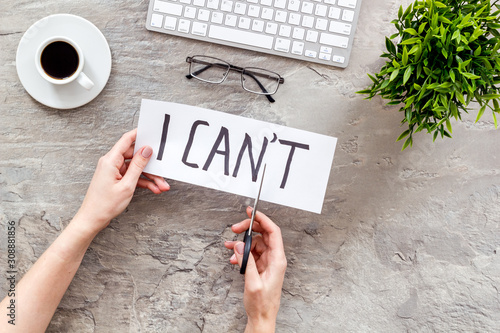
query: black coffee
[{"left": 40, "top": 41, "right": 79, "bottom": 79}]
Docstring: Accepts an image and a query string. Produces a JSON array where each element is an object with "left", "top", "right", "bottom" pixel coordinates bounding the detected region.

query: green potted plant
[{"left": 358, "top": 0, "right": 500, "bottom": 150}]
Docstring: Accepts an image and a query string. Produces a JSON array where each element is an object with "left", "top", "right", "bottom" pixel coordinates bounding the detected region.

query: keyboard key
[
  {"left": 164, "top": 16, "right": 177, "bottom": 30},
  {"left": 193, "top": 0, "right": 206, "bottom": 6},
  {"left": 184, "top": 6, "right": 197, "bottom": 18},
  {"left": 211, "top": 11, "right": 224, "bottom": 23},
  {"left": 192, "top": 22, "right": 208, "bottom": 35},
  {"left": 315, "top": 4, "right": 327, "bottom": 17},
  {"left": 260, "top": 0, "right": 272, "bottom": 6},
  {"left": 252, "top": 19, "right": 265, "bottom": 32},
  {"left": 225, "top": 14, "right": 237, "bottom": 26},
  {"left": 320, "top": 46, "right": 332, "bottom": 54},
  {"left": 332, "top": 55, "right": 345, "bottom": 63},
  {"left": 292, "top": 27, "right": 305, "bottom": 39},
  {"left": 265, "top": 22, "right": 278, "bottom": 34},
  {"left": 261, "top": 8, "right": 274, "bottom": 20},
  {"left": 180, "top": 0, "right": 191, "bottom": 4},
  {"left": 207, "top": 0, "right": 220, "bottom": 8},
  {"left": 209, "top": 25, "right": 274, "bottom": 48},
  {"left": 274, "top": 38, "right": 291, "bottom": 52},
  {"left": 291, "top": 41, "right": 305, "bottom": 55},
  {"left": 288, "top": 0, "right": 300, "bottom": 11},
  {"left": 305, "top": 30, "right": 318, "bottom": 42},
  {"left": 315, "top": 18, "right": 328, "bottom": 30},
  {"left": 248, "top": 5, "right": 260, "bottom": 17},
  {"left": 329, "top": 21, "right": 351, "bottom": 35},
  {"left": 154, "top": 1, "right": 183, "bottom": 16},
  {"left": 178, "top": 19, "right": 191, "bottom": 32},
  {"left": 305, "top": 50, "right": 317, "bottom": 58},
  {"left": 324, "top": 0, "right": 335, "bottom": 4},
  {"left": 150, "top": 13, "right": 164, "bottom": 27},
  {"left": 301, "top": 2, "right": 314, "bottom": 14},
  {"left": 342, "top": 9, "right": 355, "bottom": 22},
  {"left": 198, "top": 9, "right": 211, "bottom": 21},
  {"left": 221, "top": 0, "right": 233, "bottom": 11},
  {"left": 247, "top": 0, "right": 259, "bottom": 3},
  {"left": 288, "top": 13, "right": 301, "bottom": 25},
  {"left": 275, "top": 10, "right": 287, "bottom": 23},
  {"left": 238, "top": 17, "right": 251, "bottom": 29},
  {"left": 274, "top": 0, "right": 286, "bottom": 9},
  {"left": 234, "top": 2, "right": 247, "bottom": 14},
  {"left": 301, "top": 15, "right": 314, "bottom": 28},
  {"left": 319, "top": 52, "right": 331, "bottom": 60},
  {"left": 279, "top": 25, "right": 292, "bottom": 37},
  {"left": 328, "top": 7, "right": 341, "bottom": 19},
  {"left": 337, "top": 0, "right": 356, "bottom": 9},
  {"left": 319, "top": 32, "right": 348, "bottom": 48}
]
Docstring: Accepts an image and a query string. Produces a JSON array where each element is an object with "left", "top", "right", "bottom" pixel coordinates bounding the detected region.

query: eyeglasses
[{"left": 186, "top": 55, "right": 285, "bottom": 103}]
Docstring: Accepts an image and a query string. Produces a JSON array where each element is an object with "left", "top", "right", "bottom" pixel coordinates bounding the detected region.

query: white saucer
[{"left": 16, "top": 14, "right": 112, "bottom": 109}]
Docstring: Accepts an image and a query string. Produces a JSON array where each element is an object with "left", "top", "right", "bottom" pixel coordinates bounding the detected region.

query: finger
[
  {"left": 123, "top": 145, "right": 135, "bottom": 160},
  {"left": 121, "top": 146, "right": 153, "bottom": 189},
  {"left": 234, "top": 242, "right": 261, "bottom": 284},
  {"left": 224, "top": 240, "right": 237, "bottom": 250},
  {"left": 109, "top": 129, "right": 137, "bottom": 159},
  {"left": 143, "top": 172, "right": 170, "bottom": 191},
  {"left": 246, "top": 207, "right": 285, "bottom": 251},
  {"left": 137, "top": 178, "right": 161, "bottom": 194}
]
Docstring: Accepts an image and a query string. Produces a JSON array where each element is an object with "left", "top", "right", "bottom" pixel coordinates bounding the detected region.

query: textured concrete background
[{"left": 1, "top": 0, "right": 500, "bottom": 332}]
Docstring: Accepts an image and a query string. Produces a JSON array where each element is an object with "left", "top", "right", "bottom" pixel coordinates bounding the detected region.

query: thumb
[
  {"left": 234, "top": 241, "right": 261, "bottom": 284},
  {"left": 122, "top": 146, "right": 153, "bottom": 186}
]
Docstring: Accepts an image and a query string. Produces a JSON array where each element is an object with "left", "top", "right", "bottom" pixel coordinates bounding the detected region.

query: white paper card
[{"left": 135, "top": 99, "right": 337, "bottom": 213}]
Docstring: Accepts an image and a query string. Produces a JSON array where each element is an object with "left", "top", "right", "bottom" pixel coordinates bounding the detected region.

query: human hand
[
  {"left": 76, "top": 129, "right": 170, "bottom": 235},
  {"left": 225, "top": 207, "right": 287, "bottom": 333}
]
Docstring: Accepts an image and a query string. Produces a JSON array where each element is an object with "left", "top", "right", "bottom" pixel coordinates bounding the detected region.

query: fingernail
[
  {"left": 230, "top": 254, "right": 236, "bottom": 261},
  {"left": 142, "top": 146, "right": 153, "bottom": 158},
  {"left": 235, "top": 242, "right": 244, "bottom": 254}
]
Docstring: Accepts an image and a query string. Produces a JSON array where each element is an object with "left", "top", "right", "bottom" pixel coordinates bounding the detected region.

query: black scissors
[{"left": 240, "top": 164, "right": 267, "bottom": 275}]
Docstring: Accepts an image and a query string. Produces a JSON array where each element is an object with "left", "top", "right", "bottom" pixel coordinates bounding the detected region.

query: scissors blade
[{"left": 248, "top": 164, "right": 266, "bottom": 236}]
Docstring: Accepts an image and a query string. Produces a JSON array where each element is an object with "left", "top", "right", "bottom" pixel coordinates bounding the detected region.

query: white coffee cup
[{"left": 35, "top": 36, "right": 94, "bottom": 90}]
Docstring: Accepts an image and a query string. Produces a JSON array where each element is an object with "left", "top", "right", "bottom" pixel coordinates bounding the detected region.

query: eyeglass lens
[
  {"left": 242, "top": 67, "right": 281, "bottom": 95},
  {"left": 190, "top": 56, "right": 230, "bottom": 84}
]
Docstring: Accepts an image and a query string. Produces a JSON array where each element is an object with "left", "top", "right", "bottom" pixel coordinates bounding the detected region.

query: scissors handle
[{"left": 240, "top": 231, "right": 253, "bottom": 274}]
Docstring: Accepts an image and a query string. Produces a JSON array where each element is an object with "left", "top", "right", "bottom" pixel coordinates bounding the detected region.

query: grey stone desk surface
[{"left": 1, "top": 0, "right": 500, "bottom": 332}]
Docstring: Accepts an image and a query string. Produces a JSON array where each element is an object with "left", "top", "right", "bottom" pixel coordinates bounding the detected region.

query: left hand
[{"left": 76, "top": 129, "right": 170, "bottom": 234}]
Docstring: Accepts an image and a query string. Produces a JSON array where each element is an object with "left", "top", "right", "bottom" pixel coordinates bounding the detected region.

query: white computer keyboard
[{"left": 146, "top": 0, "right": 362, "bottom": 68}]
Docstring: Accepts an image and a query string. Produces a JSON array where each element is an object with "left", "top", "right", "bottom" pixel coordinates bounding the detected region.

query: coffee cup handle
[{"left": 77, "top": 72, "right": 94, "bottom": 90}]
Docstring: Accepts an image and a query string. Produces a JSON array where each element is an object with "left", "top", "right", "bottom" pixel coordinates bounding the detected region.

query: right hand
[{"left": 225, "top": 207, "right": 287, "bottom": 333}]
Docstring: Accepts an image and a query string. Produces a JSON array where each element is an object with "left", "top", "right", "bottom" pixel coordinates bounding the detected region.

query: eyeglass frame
[{"left": 185, "top": 55, "right": 285, "bottom": 103}]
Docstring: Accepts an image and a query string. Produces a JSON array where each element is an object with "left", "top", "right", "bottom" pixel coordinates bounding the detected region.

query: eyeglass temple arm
[{"left": 241, "top": 70, "right": 276, "bottom": 103}]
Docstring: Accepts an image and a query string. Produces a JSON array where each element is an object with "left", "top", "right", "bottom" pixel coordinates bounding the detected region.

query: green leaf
[
  {"left": 396, "top": 129, "right": 411, "bottom": 141},
  {"left": 452, "top": 29, "right": 460, "bottom": 41},
  {"left": 434, "top": 1, "right": 446, "bottom": 8},
  {"left": 450, "top": 69, "right": 455, "bottom": 82},
  {"left": 474, "top": 46, "right": 482, "bottom": 56},
  {"left": 400, "top": 38, "right": 421, "bottom": 45},
  {"left": 446, "top": 118, "right": 452, "bottom": 134},
  {"left": 493, "top": 112, "right": 498, "bottom": 129},
  {"left": 481, "top": 94, "right": 500, "bottom": 100},
  {"left": 385, "top": 37, "right": 396, "bottom": 55},
  {"left": 418, "top": 22, "right": 428, "bottom": 34},
  {"left": 398, "top": 5, "right": 403, "bottom": 19},
  {"left": 461, "top": 72, "right": 481, "bottom": 80},
  {"left": 402, "top": 46, "right": 408, "bottom": 66},
  {"left": 475, "top": 105, "right": 486, "bottom": 123},
  {"left": 390, "top": 68, "right": 400, "bottom": 82},
  {"left": 402, "top": 136, "right": 413, "bottom": 150},
  {"left": 403, "top": 66, "right": 413, "bottom": 85},
  {"left": 404, "top": 28, "right": 419, "bottom": 36}
]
